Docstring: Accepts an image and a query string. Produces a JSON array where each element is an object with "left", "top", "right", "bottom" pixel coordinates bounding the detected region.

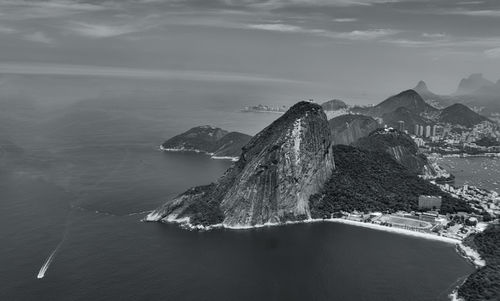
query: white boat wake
[
  {"left": 37, "top": 241, "right": 63, "bottom": 279},
  {"left": 37, "top": 213, "right": 70, "bottom": 279},
  {"left": 37, "top": 150, "right": 132, "bottom": 279}
]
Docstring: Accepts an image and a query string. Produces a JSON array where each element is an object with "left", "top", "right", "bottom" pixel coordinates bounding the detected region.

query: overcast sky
[{"left": 1, "top": 0, "right": 500, "bottom": 102}]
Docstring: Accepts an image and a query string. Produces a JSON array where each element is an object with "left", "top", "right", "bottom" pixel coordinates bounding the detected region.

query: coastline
[
  {"left": 159, "top": 146, "right": 238, "bottom": 161},
  {"left": 144, "top": 213, "right": 461, "bottom": 244},
  {"left": 437, "top": 152, "right": 500, "bottom": 158}
]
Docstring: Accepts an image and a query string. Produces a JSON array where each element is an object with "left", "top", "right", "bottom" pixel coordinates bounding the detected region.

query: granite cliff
[
  {"left": 328, "top": 114, "right": 379, "bottom": 145},
  {"left": 147, "top": 101, "right": 335, "bottom": 227}
]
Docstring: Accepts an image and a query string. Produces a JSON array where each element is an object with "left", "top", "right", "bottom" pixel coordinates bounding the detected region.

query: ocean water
[
  {"left": 438, "top": 156, "right": 500, "bottom": 193},
  {"left": 0, "top": 86, "right": 474, "bottom": 301}
]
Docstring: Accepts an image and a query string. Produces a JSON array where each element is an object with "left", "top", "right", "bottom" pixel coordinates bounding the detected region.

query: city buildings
[{"left": 425, "top": 125, "right": 431, "bottom": 137}]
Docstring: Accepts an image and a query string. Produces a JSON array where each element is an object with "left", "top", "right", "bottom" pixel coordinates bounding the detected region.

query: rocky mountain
[
  {"left": 413, "top": 80, "right": 460, "bottom": 109},
  {"left": 148, "top": 101, "right": 335, "bottom": 227},
  {"left": 456, "top": 73, "right": 495, "bottom": 95},
  {"left": 367, "top": 89, "right": 438, "bottom": 117},
  {"left": 407, "top": 75, "right": 500, "bottom": 116},
  {"left": 147, "top": 102, "right": 469, "bottom": 229},
  {"left": 161, "top": 125, "right": 252, "bottom": 159},
  {"left": 438, "top": 103, "right": 490, "bottom": 128},
  {"left": 354, "top": 128, "right": 451, "bottom": 180},
  {"left": 321, "top": 99, "right": 348, "bottom": 111},
  {"left": 328, "top": 114, "right": 379, "bottom": 145}
]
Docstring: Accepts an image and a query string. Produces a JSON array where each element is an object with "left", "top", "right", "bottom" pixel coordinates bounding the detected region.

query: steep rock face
[
  {"left": 328, "top": 114, "right": 379, "bottom": 145},
  {"left": 354, "top": 128, "right": 449, "bottom": 179},
  {"left": 148, "top": 101, "right": 335, "bottom": 227},
  {"left": 439, "top": 103, "right": 490, "bottom": 127},
  {"left": 161, "top": 125, "right": 252, "bottom": 158}
]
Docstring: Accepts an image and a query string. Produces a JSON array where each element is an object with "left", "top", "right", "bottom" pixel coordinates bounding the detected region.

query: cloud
[
  {"left": 246, "top": 0, "right": 401, "bottom": 8},
  {"left": 0, "top": 0, "right": 110, "bottom": 20},
  {"left": 248, "top": 23, "right": 397, "bottom": 40},
  {"left": 66, "top": 16, "right": 162, "bottom": 38},
  {"left": 384, "top": 35, "right": 500, "bottom": 52},
  {"left": 0, "top": 62, "right": 306, "bottom": 84},
  {"left": 456, "top": 1, "right": 484, "bottom": 4},
  {"left": 67, "top": 22, "right": 141, "bottom": 38},
  {"left": 331, "top": 29, "right": 398, "bottom": 40},
  {"left": 0, "top": 25, "right": 16, "bottom": 34},
  {"left": 485, "top": 47, "right": 500, "bottom": 58},
  {"left": 247, "top": 23, "right": 305, "bottom": 32},
  {"left": 444, "top": 9, "right": 500, "bottom": 17},
  {"left": 23, "top": 32, "right": 53, "bottom": 44},
  {"left": 333, "top": 18, "right": 357, "bottom": 22},
  {"left": 422, "top": 33, "right": 447, "bottom": 39}
]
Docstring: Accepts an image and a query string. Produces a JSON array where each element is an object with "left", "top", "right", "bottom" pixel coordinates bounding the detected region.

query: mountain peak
[
  {"left": 439, "top": 103, "right": 489, "bottom": 127},
  {"left": 148, "top": 101, "right": 335, "bottom": 227},
  {"left": 372, "top": 89, "right": 435, "bottom": 117},
  {"left": 414, "top": 81, "right": 429, "bottom": 92},
  {"left": 396, "top": 89, "right": 421, "bottom": 98},
  {"left": 456, "top": 73, "right": 495, "bottom": 95}
]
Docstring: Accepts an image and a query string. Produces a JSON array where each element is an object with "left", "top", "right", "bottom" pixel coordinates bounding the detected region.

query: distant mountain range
[
  {"left": 352, "top": 87, "right": 492, "bottom": 131},
  {"left": 412, "top": 74, "right": 500, "bottom": 115},
  {"left": 456, "top": 73, "right": 495, "bottom": 95}
]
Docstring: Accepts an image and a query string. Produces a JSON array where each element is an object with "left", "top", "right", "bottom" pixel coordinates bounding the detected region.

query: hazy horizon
[{"left": 1, "top": 0, "right": 500, "bottom": 106}]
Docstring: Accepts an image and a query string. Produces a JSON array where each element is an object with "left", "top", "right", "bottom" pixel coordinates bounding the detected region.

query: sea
[{"left": 0, "top": 78, "right": 478, "bottom": 300}]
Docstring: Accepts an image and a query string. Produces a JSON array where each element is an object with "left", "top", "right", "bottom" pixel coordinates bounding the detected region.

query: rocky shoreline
[
  {"left": 144, "top": 212, "right": 462, "bottom": 244},
  {"left": 159, "top": 145, "right": 239, "bottom": 161}
]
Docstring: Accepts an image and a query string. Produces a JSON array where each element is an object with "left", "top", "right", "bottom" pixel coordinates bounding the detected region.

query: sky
[{"left": 0, "top": 0, "right": 500, "bottom": 104}]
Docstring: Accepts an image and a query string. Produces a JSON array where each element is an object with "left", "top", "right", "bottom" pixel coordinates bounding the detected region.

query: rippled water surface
[{"left": 0, "top": 91, "right": 475, "bottom": 300}]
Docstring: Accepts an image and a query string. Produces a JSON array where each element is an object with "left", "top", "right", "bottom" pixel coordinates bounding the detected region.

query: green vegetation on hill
[
  {"left": 458, "top": 224, "right": 500, "bottom": 301},
  {"left": 309, "top": 145, "right": 471, "bottom": 217},
  {"left": 162, "top": 125, "right": 252, "bottom": 157},
  {"left": 321, "top": 99, "right": 348, "bottom": 111},
  {"left": 355, "top": 128, "right": 418, "bottom": 153},
  {"left": 439, "top": 103, "right": 489, "bottom": 128}
]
